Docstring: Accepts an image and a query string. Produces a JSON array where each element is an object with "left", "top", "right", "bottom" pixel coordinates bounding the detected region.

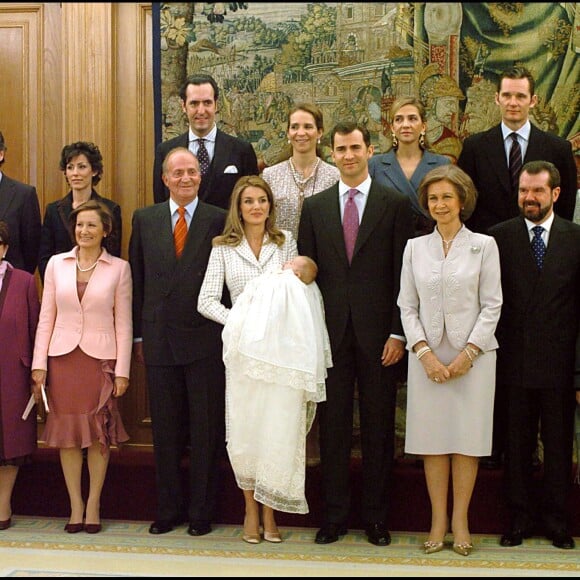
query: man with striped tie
[
  {"left": 489, "top": 160, "right": 580, "bottom": 550},
  {"left": 130, "top": 147, "right": 228, "bottom": 538}
]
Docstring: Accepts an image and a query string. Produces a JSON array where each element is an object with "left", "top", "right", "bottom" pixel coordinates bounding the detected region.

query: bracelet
[
  {"left": 416, "top": 346, "right": 431, "bottom": 360},
  {"left": 463, "top": 348, "right": 474, "bottom": 363},
  {"left": 465, "top": 345, "right": 480, "bottom": 359}
]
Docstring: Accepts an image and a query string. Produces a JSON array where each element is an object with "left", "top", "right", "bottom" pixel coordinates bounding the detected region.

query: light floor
[{"left": 0, "top": 517, "right": 578, "bottom": 577}]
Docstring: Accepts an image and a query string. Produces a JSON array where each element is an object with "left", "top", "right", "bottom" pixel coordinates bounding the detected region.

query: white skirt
[
  {"left": 404, "top": 333, "right": 496, "bottom": 457},
  {"left": 222, "top": 269, "right": 332, "bottom": 513}
]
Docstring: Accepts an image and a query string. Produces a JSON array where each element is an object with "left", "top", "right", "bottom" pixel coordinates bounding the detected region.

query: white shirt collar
[
  {"left": 338, "top": 175, "right": 372, "bottom": 197},
  {"left": 189, "top": 124, "right": 217, "bottom": 144},
  {"left": 169, "top": 196, "right": 198, "bottom": 216},
  {"left": 501, "top": 120, "right": 531, "bottom": 142},
  {"left": 525, "top": 211, "right": 554, "bottom": 234}
]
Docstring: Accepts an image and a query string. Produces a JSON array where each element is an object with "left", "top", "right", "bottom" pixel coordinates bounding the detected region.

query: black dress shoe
[
  {"left": 547, "top": 530, "right": 575, "bottom": 550},
  {"left": 499, "top": 527, "right": 533, "bottom": 547},
  {"left": 365, "top": 522, "right": 391, "bottom": 546},
  {"left": 315, "top": 523, "right": 347, "bottom": 544},
  {"left": 148, "top": 518, "right": 184, "bottom": 535},
  {"left": 187, "top": 521, "right": 212, "bottom": 536}
]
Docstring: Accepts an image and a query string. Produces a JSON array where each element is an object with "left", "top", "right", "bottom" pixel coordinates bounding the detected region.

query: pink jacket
[{"left": 32, "top": 248, "right": 133, "bottom": 378}]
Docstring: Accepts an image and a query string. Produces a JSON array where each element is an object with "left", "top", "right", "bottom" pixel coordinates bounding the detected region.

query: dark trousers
[
  {"left": 146, "top": 356, "right": 225, "bottom": 522},
  {"left": 319, "top": 318, "right": 397, "bottom": 526},
  {"left": 505, "top": 384, "right": 576, "bottom": 533}
]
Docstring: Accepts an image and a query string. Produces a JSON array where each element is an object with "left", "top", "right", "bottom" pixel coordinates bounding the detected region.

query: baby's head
[{"left": 283, "top": 255, "right": 318, "bottom": 284}]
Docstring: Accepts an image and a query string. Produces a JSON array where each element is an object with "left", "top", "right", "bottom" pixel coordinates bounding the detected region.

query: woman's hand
[
  {"left": 31, "top": 369, "right": 47, "bottom": 405},
  {"left": 447, "top": 350, "right": 473, "bottom": 379},
  {"left": 420, "top": 352, "right": 451, "bottom": 384},
  {"left": 113, "top": 377, "right": 129, "bottom": 398}
]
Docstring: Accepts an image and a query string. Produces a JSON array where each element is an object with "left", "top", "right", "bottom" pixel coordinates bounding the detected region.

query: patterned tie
[
  {"left": 531, "top": 225, "right": 546, "bottom": 270},
  {"left": 197, "top": 138, "right": 210, "bottom": 176},
  {"left": 343, "top": 188, "right": 360, "bottom": 264},
  {"left": 174, "top": 206, "right": 187, "bottom": 258},
  {"left": 509, "top": 132, "right": 522, "bottom": 194}
]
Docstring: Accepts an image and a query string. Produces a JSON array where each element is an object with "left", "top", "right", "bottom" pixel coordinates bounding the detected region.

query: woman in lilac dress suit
[{"left": 0, "top": 221, "right": 40, "bottom": 530}]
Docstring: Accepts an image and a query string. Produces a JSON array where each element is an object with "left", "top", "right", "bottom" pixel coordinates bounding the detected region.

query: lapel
[
  {"left": 354, "top": 182, "right": 388, "bottom": 259},
  {"left": 484, "top": 125, "right": 512, "bottom": 194},
  {"left": 233, "top": 235, "right": 277, "bottom": 268},
  {"left": 524, "top": 125, "right": 546, "bottom": 163},
  {"left": 0, "top": 175, "right": 15, "bottom": 218},
  {"left": 319, "top": 185, "right": 347, "bottom": 263}
]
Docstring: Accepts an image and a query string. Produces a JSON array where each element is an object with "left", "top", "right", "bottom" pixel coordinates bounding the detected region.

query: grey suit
[
  {"left": 0, "top": 173, "right": 41, "bottom": 274},
  {"left": 153, "top": 130, "right": 258, "bottom": 208},
  {"left": 298, "top": 180, "right": 413, "bottom": 526},
  {"left": 129, "top": 200, "right": 227, "bottom": 524}
]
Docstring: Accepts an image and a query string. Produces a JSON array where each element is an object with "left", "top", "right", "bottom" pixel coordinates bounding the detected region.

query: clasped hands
[{"left": 420, "top": 350, "right": 473, "bottom": 384}]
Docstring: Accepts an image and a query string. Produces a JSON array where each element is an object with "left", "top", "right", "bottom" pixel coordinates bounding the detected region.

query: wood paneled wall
[{"left": 0, "top": 3, "right": 155, "bottom": 446}]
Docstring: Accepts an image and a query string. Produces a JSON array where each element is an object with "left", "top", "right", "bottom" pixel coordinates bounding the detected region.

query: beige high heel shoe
[
  {"left": 423, "top": 539, "right": 445, "bottom": 554},
  {"left": 452, "top": 541, "right": 473, "bottom": 556},
  {"left": 242, "top": 515, "right": 261, "bottom": 544},
  {"left": 264, "top": 530, "right": 283, "bottom": 543}
]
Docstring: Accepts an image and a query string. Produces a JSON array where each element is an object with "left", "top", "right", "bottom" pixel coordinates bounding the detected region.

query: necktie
[
  {"left": 174, "top": 206, "right": 187, "bottom": 258},
  {"left": 343, "top": 188, "right": 360, "bottom": 264},
  {"left": 197, "top": 138, "right": 210, "bottom": 176},
  {"left": 531, "top": 225, "right": 546, "bottom": 270},
  {"left": 508, "top": 132, "right": 522, "bottom": 194}
]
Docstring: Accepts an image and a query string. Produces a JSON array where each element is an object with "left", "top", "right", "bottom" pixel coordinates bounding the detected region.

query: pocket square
[{"left": 224, "top": 165, "right": 239, "bottom": 174}]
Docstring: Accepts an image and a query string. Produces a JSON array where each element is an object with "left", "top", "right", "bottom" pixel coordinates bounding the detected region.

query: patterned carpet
[{"left": 0, "top": 517, "right": 578, "bottom": 577}]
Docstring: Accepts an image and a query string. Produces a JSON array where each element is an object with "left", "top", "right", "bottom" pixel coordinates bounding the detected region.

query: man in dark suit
[
  {"left": 489, "top": 161, "right": 580, "bottom": 550},
  {"left": 298, "top": 122, "right": 413, "bottom": 546},
  {"left": 130, "top": 147, "right": 227, "bottom": 537},
  {"left": 153, "top": 73, "right": 258, "bottom": 208},
  {"left": 0, "top": 131, "right": 41, "bottom": 274},
  {"left": 458, "top": 66, "right": 578, "bottom": 469}
]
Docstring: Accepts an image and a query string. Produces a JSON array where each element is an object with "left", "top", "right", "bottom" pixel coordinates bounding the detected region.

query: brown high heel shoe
[{"left": 0, "top": 518, "right": 12, "bottom": 531}]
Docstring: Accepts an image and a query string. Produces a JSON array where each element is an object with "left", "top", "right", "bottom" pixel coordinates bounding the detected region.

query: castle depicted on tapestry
[{"left": 159, "top": 2, "right": 579, "bottom": 178}]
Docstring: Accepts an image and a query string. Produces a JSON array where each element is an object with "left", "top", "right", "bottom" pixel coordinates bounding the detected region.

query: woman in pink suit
[
  {"left": 32, "top": 200, "right": 132, "bottom": 534},
  {"left": 0, "top": 221, "right": 40, "bottom": 530}
]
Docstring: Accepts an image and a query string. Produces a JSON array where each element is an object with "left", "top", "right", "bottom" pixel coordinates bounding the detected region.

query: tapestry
[
  {"left": 153, "top": 2, "right": 580, "bottom": 458},
  {"left": 154, "top": 2, "right": 579, "bottom": 173}
]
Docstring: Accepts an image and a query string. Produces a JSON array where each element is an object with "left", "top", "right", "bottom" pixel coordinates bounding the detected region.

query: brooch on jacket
[{"left": 470, "top": 245, "right": 481, "bottom": 254}]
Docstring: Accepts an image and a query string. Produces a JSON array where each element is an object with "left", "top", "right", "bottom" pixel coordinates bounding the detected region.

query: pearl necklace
[
  {"left": 76, "top": 253, "right": 100, "bottom": 272},
  {"left": 288, "top": 157, "right": 320, "bottom": 195}
]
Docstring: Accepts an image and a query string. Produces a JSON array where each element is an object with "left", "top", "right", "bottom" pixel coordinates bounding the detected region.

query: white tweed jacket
[
  {"left": 198, "top": 230, "right": 298, "bottom": 325},
  {"left": 397, "top": 226, "right": 502, "bottom": 352}
]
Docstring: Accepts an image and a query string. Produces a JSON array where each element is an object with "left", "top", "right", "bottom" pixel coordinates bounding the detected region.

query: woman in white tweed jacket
[{"left": 198, "top": 175, "right": 327, "bottom": 544}]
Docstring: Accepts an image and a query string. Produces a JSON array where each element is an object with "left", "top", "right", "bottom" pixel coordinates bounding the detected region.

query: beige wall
[{"left": 0, "top": 2, "right": 154, "bottom": 445}]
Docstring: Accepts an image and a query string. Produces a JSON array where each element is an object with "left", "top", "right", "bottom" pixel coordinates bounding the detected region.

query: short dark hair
[
  {"left": 418, "top": 164, "right": 478, "bottom": 222},
  {"left": 330, "top": 121, "right": 371, "bottom": 148},
  {"left": 179, "top": 74, "right": 220, "bottom": 102},
  {"left": 520, "top": 160, "right": 561, "bottom": 189},
  {"left": 60, "top": 141, "right": 104, "bottom": 186},
  {"left": 498, "top": 66, "right": 535, "bottom": 96},
  {"left": 0, "top": 220, "right": 9, "bottom": 245},
  {"left": 68, "top": 199, "right": 113, "bottom": 245}
]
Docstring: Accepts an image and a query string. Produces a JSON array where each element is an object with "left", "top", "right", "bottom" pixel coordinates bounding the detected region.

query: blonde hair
[{"left": 213, "top": 175, "right": 286, "bottom": 247}]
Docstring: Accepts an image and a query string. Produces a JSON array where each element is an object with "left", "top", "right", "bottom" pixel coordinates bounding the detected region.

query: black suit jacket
[
  {"left": 458, "top": 124, "right": 577, "bottom": 233},
  {"left": 38, "top": 191, "right": 122, "bottom": 282},
  {"left": 298, "top": 181, "right": 413, "bottom": 357},
  {"left": 129, "top": 200, "right": 227, "bottom": 366},
  {"left": 489, "top": 215, "right": 580, "bottom": 390},
  {"left": 152, "top": 130, "right": 258, "bottom": 208},
  {"left": 0, "top": 174, "right": 41, "bottom": 274}
]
